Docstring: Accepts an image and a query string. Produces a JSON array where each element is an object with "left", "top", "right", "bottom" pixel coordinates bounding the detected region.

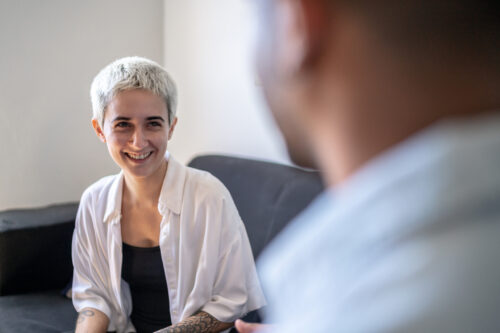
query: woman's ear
[
  {"left": 91, "top": 118, "right": 106, "bottom": 143},
  {"left": 168, "top": 117, "right": 178, "bottom": 140}
]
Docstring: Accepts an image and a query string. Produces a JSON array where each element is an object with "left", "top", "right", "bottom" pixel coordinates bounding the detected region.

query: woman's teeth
[{"left": 126, "top": 152, "right": 152, "bottom": 160}]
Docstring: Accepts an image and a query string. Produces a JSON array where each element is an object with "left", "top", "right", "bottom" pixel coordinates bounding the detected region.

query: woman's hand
[{"left": 235, "top": 319, "right": 272, "bottom": 333}]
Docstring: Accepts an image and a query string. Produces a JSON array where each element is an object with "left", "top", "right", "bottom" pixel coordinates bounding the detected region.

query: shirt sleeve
[
  {"left": 201, "top": 191, "right": 267, "bottom": 322},
  {"left": 71, "top": 190, "right": 113, "bottom": 320}
]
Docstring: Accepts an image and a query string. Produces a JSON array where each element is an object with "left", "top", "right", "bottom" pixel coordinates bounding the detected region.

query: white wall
[
  {"left": 0, "top": 0, "right": 164, "bottom": 210},
  {"left": 0, "top": 0, "right": 288, "bottom": 211},
  {"left": 163, "top": 0, "right": 289, "bottom": 165}
]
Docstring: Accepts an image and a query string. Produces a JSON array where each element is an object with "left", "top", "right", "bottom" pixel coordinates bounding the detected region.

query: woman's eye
[{"left": 116, "top": 122, "right": 130, "bottom": 128}]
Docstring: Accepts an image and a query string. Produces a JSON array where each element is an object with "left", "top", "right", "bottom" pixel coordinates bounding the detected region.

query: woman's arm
[
  {"left": 72, "top": 190, "right": 117, "bottom": 332},
  {"left": 75, "top": 307, "right": 109, "bottom": 333},
  {"left": 154, "top": 311, "right": 233, "bottom": 333}
]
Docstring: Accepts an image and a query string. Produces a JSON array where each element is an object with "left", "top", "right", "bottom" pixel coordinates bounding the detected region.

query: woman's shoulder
[
  {"left": 184, "top": 166, "right": 231, "bottom": 201},
  {"left": 182, "top": 166, "right": 242, "bottom": 233}
]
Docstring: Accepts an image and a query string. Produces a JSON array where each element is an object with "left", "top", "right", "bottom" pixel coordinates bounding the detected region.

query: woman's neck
[{"left": 122, "top": 160, "right": 168, "bottom": 207}]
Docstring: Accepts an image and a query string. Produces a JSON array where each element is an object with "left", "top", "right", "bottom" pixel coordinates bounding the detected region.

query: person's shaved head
[
  {"left": 336, "top": 1, "right": 500, "bottom": 62},
  {"left": 255, "top": 0, "right": 500, "bottom": 181}
]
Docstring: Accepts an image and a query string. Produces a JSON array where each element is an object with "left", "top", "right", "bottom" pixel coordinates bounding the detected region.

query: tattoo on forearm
[
  {"left": 77, "top": 309, "right": 95, "bottom": 325},
  {"left": 155, "top": 311, "right": 233, "bottom": 333}
]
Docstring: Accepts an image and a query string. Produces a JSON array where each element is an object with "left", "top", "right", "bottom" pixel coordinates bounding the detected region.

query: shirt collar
[
  {"left": 333, "top": 110, "right": 500, "bottom": 212},
  {"left": 103, "top": 172, "right": 124, "bottom": 224},
  {"left": 102, "top": 152, "right": 186, "bottom": 223},
  {"left": 158, "top": 155, "right": 186, "bottom": 215}
]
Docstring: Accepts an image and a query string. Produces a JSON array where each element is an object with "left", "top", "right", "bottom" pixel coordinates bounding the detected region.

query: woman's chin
[{"left": 121, "top": 157, "right": 167, "bottom": 180}]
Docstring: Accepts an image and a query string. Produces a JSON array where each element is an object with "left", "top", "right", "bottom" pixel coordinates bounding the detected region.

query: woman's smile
[{"left": 124, "top": 151, "right": 154, "bottom": 162}]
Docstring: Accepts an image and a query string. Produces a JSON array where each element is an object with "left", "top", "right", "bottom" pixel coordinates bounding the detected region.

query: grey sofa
[{"left": 0, "top": 155, "right": 323, "bottom": 332}]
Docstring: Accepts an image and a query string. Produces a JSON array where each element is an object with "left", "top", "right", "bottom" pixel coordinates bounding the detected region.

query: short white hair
[{"left": 90, "top": 56, "right": 177, "bottom": 127}]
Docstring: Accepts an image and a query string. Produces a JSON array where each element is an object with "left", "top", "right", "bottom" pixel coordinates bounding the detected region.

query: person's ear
[
  {"left": 277, "top": 0, "right": 329, "bottom": 75},
  {"left": 167, "top": 117, "right": 178, "bottom": 140},
  {"left": 92, "top": 118, "right": 106, "bottom": 143}
]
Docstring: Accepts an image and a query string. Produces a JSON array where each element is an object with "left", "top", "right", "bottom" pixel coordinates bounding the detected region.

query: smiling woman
[
  {"left": 72, "top": 57, "right": 266, "bottom": 333},
  {"left": 92, "top": 89, "right": 177, "bottom": 180}
]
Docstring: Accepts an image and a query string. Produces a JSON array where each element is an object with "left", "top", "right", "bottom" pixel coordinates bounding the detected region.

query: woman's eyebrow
[
  {"left": 146, "top": 116, "right": 165, "bottom": 122},
  {"left": 112, "top": 116, "right": 131, "bottom": 122},
  {"left": 111, "top": 116, "right": 165, "bottom": 122}
]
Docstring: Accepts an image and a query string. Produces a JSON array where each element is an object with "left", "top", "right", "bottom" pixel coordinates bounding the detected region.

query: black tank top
[{"left": 121, "top": 242, "right": 172, "bottom": 332}]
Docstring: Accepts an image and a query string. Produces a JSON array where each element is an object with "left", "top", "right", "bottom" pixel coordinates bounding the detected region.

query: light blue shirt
[{"left": 259, "top": 113, "right": 500, "bottom": 332}]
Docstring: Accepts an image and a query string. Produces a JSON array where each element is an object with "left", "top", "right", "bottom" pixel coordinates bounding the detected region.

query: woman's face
[{"left": 92, "top": 89, "right": 177, "bottom": 180}]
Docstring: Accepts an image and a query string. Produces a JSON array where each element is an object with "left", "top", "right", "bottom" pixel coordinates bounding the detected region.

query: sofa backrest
[
  {"left": 188, "top": 155, "right": 324, "bottom": 259},
  {"left": 0, "top": 202, "right": 79, "bottom": 295},
  {"left": 0, "top": 155, "right": 323, "bottom": 296}
]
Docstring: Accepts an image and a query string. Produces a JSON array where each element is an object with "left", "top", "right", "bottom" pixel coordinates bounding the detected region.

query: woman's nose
[{"left": 129, "top": 128, "right": 148, "bottom": 149}]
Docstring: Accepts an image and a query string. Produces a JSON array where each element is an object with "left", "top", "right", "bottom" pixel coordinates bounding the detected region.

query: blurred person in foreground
[
  {"left": 236, "top": 0, "right": 500, "bottom": 332},
  {"left": 72, "top": 57, "right": 265, "bottom": 333}
]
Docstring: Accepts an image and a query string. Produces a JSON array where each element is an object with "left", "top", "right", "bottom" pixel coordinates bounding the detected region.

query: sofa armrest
[{"left": 0, "top": 202, "right": 79, "bottom": 296}]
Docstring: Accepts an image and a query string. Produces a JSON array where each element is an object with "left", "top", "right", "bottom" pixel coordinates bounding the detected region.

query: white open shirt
[{"left": 72, "top": 155, "right": 266, "bottom": 332}]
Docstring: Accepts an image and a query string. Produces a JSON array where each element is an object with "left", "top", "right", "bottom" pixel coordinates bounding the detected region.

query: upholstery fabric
[
  {"left": 0, "top": 202, "right": 78, "bottom": 295},
  {"left": 0, "top": 290, "right": 77, "bottom": 332},
  {"left": 188, "top": 155, "right": 324, "bottom": 259}
]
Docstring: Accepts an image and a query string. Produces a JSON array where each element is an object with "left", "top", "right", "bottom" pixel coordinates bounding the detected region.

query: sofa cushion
[
  {"left": 188, "top": 155, "right": 324, "bottom": 259},
  {"left": 0, "top": 290, "right": 77, "bottom": 332},
  {"left": 0, "top": 203, "right": 79, "bottom": 295}
]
